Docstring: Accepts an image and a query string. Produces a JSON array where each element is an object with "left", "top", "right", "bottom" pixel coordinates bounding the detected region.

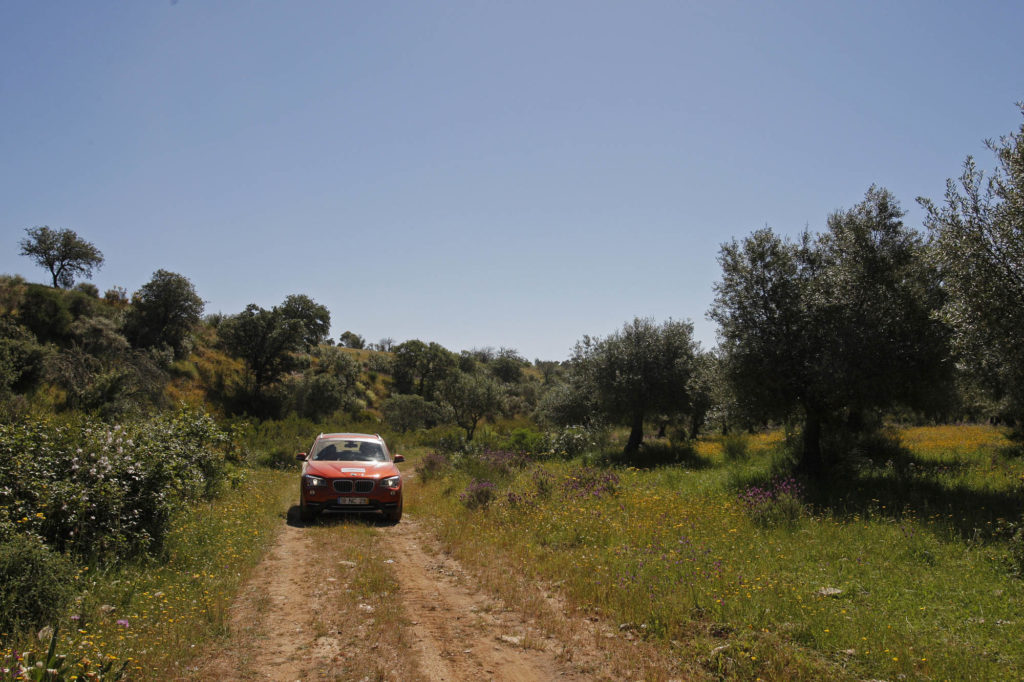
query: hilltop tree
[
  {"left": 338, "top": 331, "right": 366, "bottom": 349},
  {"left": 19, "top": 226, "right": 104, "bottom": 289},
  {"left": 392, "top": 340, "right": 456, "bottom": 400},
  {"left": 710, "top": 187, "right": 952, "bottom": 475},
  {"left": 123, "top": 270, "right": 204, "bottom": 358},
  {"left": 219, "top": 304, "right": 304, "bottom": 399},
  {"left": 278, "top": 294, "right": 331, "bottom": 349},
  {"left": 490, "top": 348, "right": 528, "bottom": 384},
  {"left": 921, "top": 105, "right": 1024, "bottom": 424},
  {"left": 570, "top": 317, "right": 699, "bottom": 454}
]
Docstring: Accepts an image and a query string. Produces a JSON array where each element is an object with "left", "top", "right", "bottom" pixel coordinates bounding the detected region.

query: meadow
[{"left": 409, "top": 424, "right": 1024, "bottom": 680}]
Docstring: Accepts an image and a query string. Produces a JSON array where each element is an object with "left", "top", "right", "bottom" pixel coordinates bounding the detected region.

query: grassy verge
[
  {"left": 1, "top": 468, "right": 294, "bottom": 680},
  {"left": 407, "top": 426, "right": 1024, "bottom": 680}
]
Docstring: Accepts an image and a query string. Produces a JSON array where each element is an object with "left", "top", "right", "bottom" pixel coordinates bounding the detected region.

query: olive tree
[
  {"left": 570, "top": 317, "right": 699, "bottom": 454},
  {"left": 439, "top": 370, "right": 507, "bottom": 441},
  {"left": 710, "top": 187, "right": 952, "bottom": 475},
  {"left": 19, "top": 226, "right": 104, "bottom": 289},
  {"left": 921, "top": 105, "right": 1024, "bottom": 424}
]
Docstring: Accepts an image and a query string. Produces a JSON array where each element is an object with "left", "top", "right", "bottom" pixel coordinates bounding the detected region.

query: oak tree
[{"left": 19, "top": 227, "right": 104, "bottom": 289}]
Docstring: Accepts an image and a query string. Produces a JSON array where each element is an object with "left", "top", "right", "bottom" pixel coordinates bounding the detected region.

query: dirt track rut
[{"left": 188, "top": 513, "right": 598, "bottom": 681}]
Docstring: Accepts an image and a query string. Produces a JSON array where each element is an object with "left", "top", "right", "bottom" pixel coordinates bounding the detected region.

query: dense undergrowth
[
  {"left": 409, "top": 425, "right": 1024, "bottom": 680},
  {"left": 0, "top": 405, "right": 297, "bottom": 681},
  {"left": 1, "top": 468, "right": 293, "bottom": 680}
]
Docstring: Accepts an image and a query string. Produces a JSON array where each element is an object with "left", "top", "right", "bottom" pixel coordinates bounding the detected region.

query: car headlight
[
  {"left": 303, "top": 475, "right": 328, "bottom": 488},
  {"left": 379, "top": 475, "right": 401, "bottom": 490}
]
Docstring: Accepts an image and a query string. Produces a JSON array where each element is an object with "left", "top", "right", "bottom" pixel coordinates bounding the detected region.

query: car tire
[
  {"left": 384, "top": 499, "right": 403, "bottom": 524},
  {"left": 299, "top": 501, "right": 318, "bottom": 523}
]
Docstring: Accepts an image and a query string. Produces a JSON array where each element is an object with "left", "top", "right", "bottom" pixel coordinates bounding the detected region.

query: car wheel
[
  {"left": 384, "top": 499, "right": 403, "bottom": 524},
  {"left": 299, "top": 500, "right": 318, "bottom": 523}
]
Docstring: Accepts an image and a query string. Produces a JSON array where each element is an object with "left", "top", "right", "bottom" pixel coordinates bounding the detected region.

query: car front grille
[{"left": 333, "top": 479, "right": 375, "bottom": 493}]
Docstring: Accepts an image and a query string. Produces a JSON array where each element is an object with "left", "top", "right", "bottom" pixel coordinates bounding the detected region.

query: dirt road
[{"left": 188, "top": 511, "right": 643, "bottom": 681}]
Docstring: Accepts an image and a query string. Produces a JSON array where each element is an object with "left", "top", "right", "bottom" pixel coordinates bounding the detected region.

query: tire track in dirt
[
  {"left": 190, "top": 510, "right": 630, "bottom": 681},
  {"left": 388, "top": 517, "right": 583, "bottom": 681},
  {"left": 188, "top": 518, "right": 317, "bottom": 680}
]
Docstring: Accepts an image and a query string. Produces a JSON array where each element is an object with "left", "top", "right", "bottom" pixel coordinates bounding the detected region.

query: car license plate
[{"left": 338, "top": 497, "right": 368, "bottom": 505}]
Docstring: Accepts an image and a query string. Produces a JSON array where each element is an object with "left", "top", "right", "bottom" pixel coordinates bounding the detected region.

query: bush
[
  {"left": 367, "top": 353, "right": 393, "bottom": 374},
  {"left": 0, "top": 408, "right": 231, "bottom": 561},
  {"left": 383, "top": 394, "right": 444, "bottom": 433},
  {"left": 454, "top": 449, "right": 530, "bottom": 484},
  {"left": 739, "top": 477, "right": 807, "bottom": 528},
  {"left": 459, "top": 478, "right": 496, "bottom": 509},
  {"left": 416, "top": 452, "right": 450, "bottom": 483},
  {"left": 0, "top": 535, "right": 76, "bottom": 633},
  {"left": 561, "top": 466, "right": 619, "bottom": 499},
  {"left": 548, "top": 425, "right": 602, "bottom": 458},
  {"left": 505, "top": 427, "right": 547, "bottom": 454}
]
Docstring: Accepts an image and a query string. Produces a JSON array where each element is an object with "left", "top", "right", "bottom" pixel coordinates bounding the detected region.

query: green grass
[
  {"left": 1, "top": 468, "right": 295, "bottom": 680},
  {"left": 408, "top": 425, "right": 1024, "bottom": 680}
]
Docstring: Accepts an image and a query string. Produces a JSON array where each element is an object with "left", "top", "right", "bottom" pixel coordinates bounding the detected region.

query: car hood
[{"left": 304, "top": 460, "right": 400, "bottom": 479}]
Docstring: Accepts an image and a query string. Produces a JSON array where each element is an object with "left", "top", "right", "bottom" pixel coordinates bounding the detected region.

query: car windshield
[{"left": 311, "top": 439, "right": 387, "bottom": 462}]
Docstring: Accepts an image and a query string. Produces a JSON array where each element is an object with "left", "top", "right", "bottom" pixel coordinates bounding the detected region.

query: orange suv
[{"left": 296, "top": 433, "right": 404, "bottom": 523}]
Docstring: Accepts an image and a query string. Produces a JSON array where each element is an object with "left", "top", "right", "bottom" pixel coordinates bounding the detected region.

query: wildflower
[{"left": 116, "top": 620, "right": 130, "bottom": 628}]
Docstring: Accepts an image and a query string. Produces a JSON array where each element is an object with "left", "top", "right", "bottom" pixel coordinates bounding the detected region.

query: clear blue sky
[{"left": 2, "top": 2, "right": 1021, "bottom": 361}]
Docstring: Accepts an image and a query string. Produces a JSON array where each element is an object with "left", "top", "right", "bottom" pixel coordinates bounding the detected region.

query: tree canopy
[
  {"left": 219, "top": 304, "right": 305, "bottom": 400},
  {"left": 569, "top": 317, "right": 699, "bottom": 453},
  {"left": 921, "top": 105, "right": 1024, "bottom": 424},
  {"left": 338, "top": 331, "right": 366, "bottom": 349},
  {"left": 19, "top": 227, "right": 104, "bottom": 289},
  {"left": 439, "top": 370, "right": 507, "bottom": 441},
  {"left": 710, "top": 187, "right": 952, "bottom": 474},
  {"left": 124, "top": 270, "right": 204, "bottom": 358},
  {"left": 392, "top": 340, "right": 456, "bottom": 401},
  {"left": 278, "top": 294, "right": 331, "bottom": 349}
]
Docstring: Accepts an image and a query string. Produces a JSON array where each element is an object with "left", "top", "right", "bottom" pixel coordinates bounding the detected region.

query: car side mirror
[
  {"left": 393, "top": 454, "right": 405, "bottom": 463},
  {"left": 295, "top": 452, "right": 307, "bottom": 461}
]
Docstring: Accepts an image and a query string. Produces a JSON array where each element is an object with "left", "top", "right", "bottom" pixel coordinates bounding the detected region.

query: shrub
[
  {"left": 0, "top": 408, "right": 231, "bottom": 561},
  {"left": 739, "top": 477, "right": 807, "bottom": 528},
  {"left": 416, "top": 452, "right": 450, "bottom": 483},
  {"left": 531, "top": 466, "right": 555, "bottom": 498},
  {"left": 383, "top": 394, "right": 444, "bottom": 433},
  {"left": 561, "top": 466, "right": 619, "bottom": 499},
  {"left": 366, "top": 353, "right": 393, "bottom": 374},
  {"left": 459, "top": 478, "right": 496, "bottom": 509},
  {"left": 0, "top": 535, "right": 76, "bottom": 633},
  {"left": 506, "top": 427, "right": 547, "bottom": 455},
  {"left": 548, "top": 425, "right": 603, "bottom": 458},
  {"left": 454, "top": 449, "right": 530, "bottom": 483}
]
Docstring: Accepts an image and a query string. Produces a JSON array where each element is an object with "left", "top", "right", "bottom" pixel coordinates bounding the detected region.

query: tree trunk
[
  {"left": 798, "top": 409, "right": 824, "bottom": 477},
  {"left": 624, "top": 414, "right": 644, "bottom": 454}
]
